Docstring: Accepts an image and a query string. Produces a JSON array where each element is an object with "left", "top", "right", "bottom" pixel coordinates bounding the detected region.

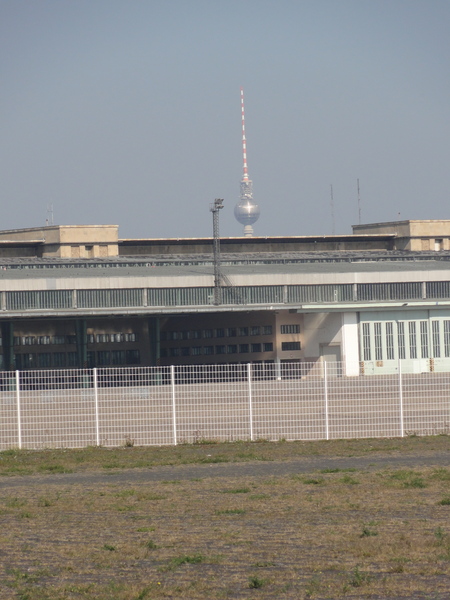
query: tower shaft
[{"left": 234, "top": 87, "right": 260, "bottom": 236}]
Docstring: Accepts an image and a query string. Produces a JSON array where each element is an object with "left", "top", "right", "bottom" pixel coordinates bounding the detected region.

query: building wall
[{"left": 353, "top": 220, "right": 450, "bottom": 252}]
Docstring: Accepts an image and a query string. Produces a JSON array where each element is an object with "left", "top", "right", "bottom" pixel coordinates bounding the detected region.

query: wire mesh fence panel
[
  {"left": 326, "top": 362, "right": 402, "bottom": 439},
  {"left": 0, "top": 372, "right": 19, "bottom": 450},
  {"left": 96, "top": 367, "right": 175, "bottom": 447},
  {"left": 173, "top": 364, "right": 251, "bottom": 443},
  {"left": 251, "top": 361, "right": 327, "bottom": 441},
  {"left": 18, "top": 370, "right": 97, "bottom": 449},
  {"left": 1, "top": 360, "right": 450, "bottom": 450},
  {"left": 402, "top": 372, "right": 450, "bottom": 436}
]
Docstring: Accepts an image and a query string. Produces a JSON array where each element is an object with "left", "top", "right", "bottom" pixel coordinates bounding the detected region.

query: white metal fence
[{"left": 0, "top": 361, "right": 449, "bottom": 450}]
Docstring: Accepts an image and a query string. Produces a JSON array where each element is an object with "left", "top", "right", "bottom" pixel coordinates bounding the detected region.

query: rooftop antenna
[
  {"left": 234, "top": 87, "right": 260, "bottom": 236},
  {"left": 46, "top": 203, "right": 54, "bottom": 226},
  {"left": 210, "top": 198, "right": 224, "bottom": 305},
  {"left": 357, "top": 178, "right": 361, "bottom": 225},
  {"left": 330, "top": 185, "right": 335, "bottom": 235}
]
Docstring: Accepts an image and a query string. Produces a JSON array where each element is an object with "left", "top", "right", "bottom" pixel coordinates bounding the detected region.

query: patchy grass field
[{"left": 1, "top": 437, "right": 450, "bottom": 599}]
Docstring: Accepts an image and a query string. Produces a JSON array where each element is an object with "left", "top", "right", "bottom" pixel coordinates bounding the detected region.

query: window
[
  {"left": 227, "top": 345, "right": 238, "bottom": 354},
  {"left": 87, "top": 334, "right": 95, "bottom": 344},
  {"left": 281, "top": 341, "right": 301, "bottom": 351},
  {"left": 37, "top": 353, "right": 52, "bottom": 368},
  {"left": 191, "top": 346, "right": 202, "bottom": 356},
  {"left": 181, "top": 347, "right": 190, "bottom": 356},
  {"left": 160, "top": 348, "right": 168, "bottom": 358},
  {"left": 281, "top": 324, "right": 300, "bottom": 334},
  {"left": 67, "top": 352, "right": 78, "bottom": 367},
  {"left": 87, "top": 351, "right": 95, "bottom": 368},
  {"left": 362, "top": 323, "right": 371, "bottom": 361},
  {"left": 96, "top": 334, "right": 109, "bottom": 343},
  {"left": 111, "top": 333, "right": 124, "bottom": 343},
  {"left": 24, "top": 336, "right": 35, "bottom": 346},
  {"left": 203, "top": 346, "right": 214, "bottom": 355},
  {"left": 215, "top": 328, "right": 225, "bottom": 338},
  {"left": 227, "top": 328, "right": 237, "bottom": 337},
  {"left": 263, "top": 342, "right": 273, "bottom": 352},
  {"left": 239, "top": 327, "right": 248, "bottom": 336},
  {"left": 53, "top": 352, "right": 66, "bottom": 368},
  {"left": 97, "top": 351, "right": 111, "bottom": 366},
  {"left": 38, "top": 336, "right": 50, "bottom": 345},
  {"left": 432, "top": 321, "right": 441, "bottom": 358},
  {"left": 167, "top": 331, "right": 178, "bottom": 341},
  {"left": 191, "top": 330, "right": 202, "bottom": 339},
  {"left": 112, "top": 350, "right": 125, "bottom": 365},
  {"left": 374, "top": 322, "right": 382, "bottom": 361},
  {"left": 180, "top": 330, "right": 189, "bottom": 340},
  {"left": 239, "top": 344, "right": 249, "bottom": 353},
  {"left": 169, "top": 347, "right": 180, "bottom": 357},
  {"left": 126, "top": 349, "right": 140, "bottom": 365},
  {"left": 386, "top": 322, "right": 394, "bottom": 360},
  {"left": 250, "top": 326, "right": 260, "bottom": 336},
  {"left": 408, "top": 322, "right": 417, "bottom": 359},
  {"left": 262, "top": 325, "right": 273, "bottom": 335},
  {"left": 13, "top": 337, "right": 21, "bottom": 346},
  {"left": 398, "top": 322, "right": 405, "bottom": 360},
  {"left": 125, "top": 333, "right": 136, "bottom": 342},
  {"left": 420, "top": 321, "right": 429, "bottom": 359},
  {"left": 67, "top": 335, "right": 77, "bottom": 345},
  {"left": 443, "top": 321, "right": 450, "bottom": 357},
  {"left": 251, "top": 343, "right": 262, "bottom": 353},
  {"left": 203, "top": 329, "right": 213, "bottom": 338},
  {"left": 215, "top": 345, "right": 226, "bottom": 354}
]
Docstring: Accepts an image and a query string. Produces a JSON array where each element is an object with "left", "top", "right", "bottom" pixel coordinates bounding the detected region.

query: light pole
[{"left": 210, "top": 198, "right": 224, "bottom": 305}]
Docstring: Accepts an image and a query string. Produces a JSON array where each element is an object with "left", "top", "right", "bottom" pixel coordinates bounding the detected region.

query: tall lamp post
[{"left": 210, "top": 198, "right": 224, "bottom": 305}]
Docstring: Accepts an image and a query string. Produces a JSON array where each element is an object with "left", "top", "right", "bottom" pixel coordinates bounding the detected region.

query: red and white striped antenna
[{"left": 241, "top": 86, "right": 249, "bottom": 182}]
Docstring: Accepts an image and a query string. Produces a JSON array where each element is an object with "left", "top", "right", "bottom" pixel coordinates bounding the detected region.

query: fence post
[
  {"left": 93, "top": 368, "right": 100, "bottom": 446},
  {"left": 324, "top": 361, "right": 329, "bottom": 440},
  {"left": 15, "top": 370, "right": 22, "bottom": 449},
  {"left": 398, "top": 360, "right": 404, "bottom": 437},
  {"left": 247, "top": 363, "right": 254, "bottom": 441},
  {"left": 171, "top": 365, "right": 177, "bottom": 445}
]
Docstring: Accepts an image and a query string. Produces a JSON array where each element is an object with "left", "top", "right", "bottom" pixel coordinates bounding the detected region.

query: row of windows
[
  {"left": 11, "top": 333, "right": 137, "bottom": 346},
  {"left": 160, "top": 341, "right": 301, "bottom": 358},
  {"left": 161, "top": 343, "right": 274, "bottom": 358},
  {"left": 8, "top": 282, "right": 450, "bottom": 311},
  {"left": 161, "top": 325, "right": 273, "bottom": 342},
  {"left": 13, "top": 349, "right": 141, "bottom": 370},
  {"left": 361, "top": 319, "right": 450, "bottom": 362}
]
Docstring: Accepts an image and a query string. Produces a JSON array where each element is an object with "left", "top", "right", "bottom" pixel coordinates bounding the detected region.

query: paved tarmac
[{"left": 1, "top": 450, "right": 449, "bottom": 489}]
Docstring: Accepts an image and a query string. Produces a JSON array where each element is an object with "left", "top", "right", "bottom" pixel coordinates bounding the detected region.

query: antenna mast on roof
[
  {"left": 330, "top": 185, "right": 335, "bottom": 234},
  {"left": 357, "top": 179, "right": 361, "bottom": 225}
]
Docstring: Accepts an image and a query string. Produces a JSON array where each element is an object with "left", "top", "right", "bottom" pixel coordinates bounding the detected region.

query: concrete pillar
[
  {"left": 1, "top": 321, "right": 14, "bottom": 370},
  {"left": 75, "top": 319, "right": 87, "bottom": 368},
  {"left": 148, "top": 316, "right": 160, "bottom": 367}
]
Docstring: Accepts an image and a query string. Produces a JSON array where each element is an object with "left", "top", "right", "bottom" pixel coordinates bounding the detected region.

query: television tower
[{"left": 234, "top": 87, "right": 260, "bottom": 236}]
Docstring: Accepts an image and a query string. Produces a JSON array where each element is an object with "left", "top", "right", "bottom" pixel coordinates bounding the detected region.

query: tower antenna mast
[{"left": 234, "top": 87, "right": 260, "bottom": 236}]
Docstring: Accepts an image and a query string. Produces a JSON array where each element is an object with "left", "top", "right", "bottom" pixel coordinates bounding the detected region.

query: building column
[
  {"left": 1, "top": 321, "right": 14, "bottom": 370},
  {"left": 75, "top": 319, "right": 87, "bottom": 368},
  {"left": 148, "top": 316, "right": 160, "bottom": 367}
]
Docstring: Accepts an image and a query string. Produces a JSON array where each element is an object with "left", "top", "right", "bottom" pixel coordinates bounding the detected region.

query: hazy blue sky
[{"left": 1, "top": 0, "right": 450, "bottom": 239}]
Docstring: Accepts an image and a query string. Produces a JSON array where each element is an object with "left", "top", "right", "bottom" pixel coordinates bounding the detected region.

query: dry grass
[{"left": 1, "top": 437, "right": 450, "bottom": 599}]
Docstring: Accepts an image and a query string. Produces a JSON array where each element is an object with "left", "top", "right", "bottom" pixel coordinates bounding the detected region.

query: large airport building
[{"left": 1, "top": 219, "right": 450, "bottom": 376}]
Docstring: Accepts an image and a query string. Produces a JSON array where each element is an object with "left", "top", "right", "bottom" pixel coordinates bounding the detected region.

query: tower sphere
[{"left": 234, "top": 199, "right": 260, "bottom": 226}]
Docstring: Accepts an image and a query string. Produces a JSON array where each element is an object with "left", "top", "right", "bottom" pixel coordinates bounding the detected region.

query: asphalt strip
[{"left": 1, "top": 451, "right": 449, "bottom": 488}]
